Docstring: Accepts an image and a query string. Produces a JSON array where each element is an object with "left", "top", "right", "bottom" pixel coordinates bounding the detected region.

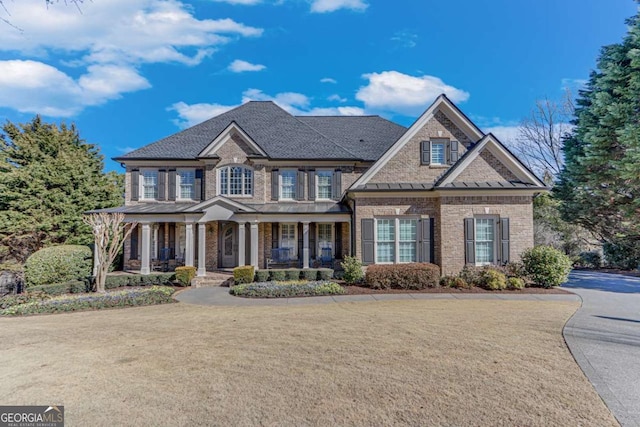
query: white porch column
[
  {"left": 302, "top": 221, "right": 310, "bottom": 269},
  {"left": 250, "top": 222, "right": 259, "bottom": 269},
  {"left": 185, "top": 223, "right": 194, "bottom": 267},
  {"left": 140, "top": 223, "right": 151, "bottom": 275},
  {"left": 237, "top": 222, "right": 246, "bottom": 266},
  {"left": 197, "top": 223, "right": 206, "bottom": 277}
]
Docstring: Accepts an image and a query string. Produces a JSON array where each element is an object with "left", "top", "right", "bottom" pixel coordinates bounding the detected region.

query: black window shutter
[
  {"left": 297, "top": 170, "right": 305, "bottom": 201},
  {"left": 419, "top": 218, "right": 434, "bottom": 263},
  {"left": 194, "top": 169, "right": 203, "bottom": 201},
  {"left": 332, "top": 170, "right": 342, "bottom": 200},
  {"left": 157, "top": 170, "right": 167, "bottom": 201},
  {"left": 131, "top": 169, "right": 139, "bottom": 201},
  {"left": 271, "top": 169, "right": 279, "bottom": 201},
  {"left": 130, "top": 226, "right": 139, "bottom": 260},
  {"left": 464, "top": 218, "right": 475, "bottom": 265},
  {"left": 308, "top": 170, "right": 316, "bottom": 201},
  {"left": 158, "top": 223, "right": 165, "bottom": 252},
  {"left": 168, "top": 170, "right": 176, "bottom": 201},
  {"left": 271, "top": 223, "right": 279, "bottom": 249},
  {"left": 335, "top": 222, "right": 343, "bottom": 259},
  {"left": 500, "top": 218, "right": 510, "bottom": 265},
  {"left": 361, "top": 218, "right": 374, "bottom": 265},
  {"left": 297, "top": 222, "right": 303, "bottom": 259},
  {"left": 168, "top": 224, "right": 176, "bottom": 258},
  {"left": 309, "top": 223, "right": 316, "bottom": 260},
  {"left": 449, "top": 140, "right": 459, "bottom": 164},
  {"left": 420, "top": 141, "right": 430, "bottom": 165}
]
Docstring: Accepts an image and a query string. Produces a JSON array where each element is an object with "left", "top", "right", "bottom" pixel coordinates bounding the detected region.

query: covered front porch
[{"left": 122, "top": 197, "right": 351, "bottom": 276}]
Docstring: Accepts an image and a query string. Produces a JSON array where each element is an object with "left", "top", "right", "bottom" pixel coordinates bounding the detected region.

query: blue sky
[{"left": 0, "top": 0, "right": 636, "bottom": 172}]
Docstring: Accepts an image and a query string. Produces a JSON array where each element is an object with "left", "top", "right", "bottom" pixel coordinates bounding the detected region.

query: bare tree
[
  {"left": 83, "top": 212, "right": 136, "bottom": 293},
  {"left": 513, "top": 91, "right": 574, "bottom": 184}
]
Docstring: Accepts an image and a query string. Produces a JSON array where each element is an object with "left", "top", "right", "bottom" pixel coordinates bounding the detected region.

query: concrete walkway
[
  {"left": 176, "top": 285, "right": 579, "bottom": 306},
  {"left": 563, "top": 271, "right": 640, "bottom": 427}
]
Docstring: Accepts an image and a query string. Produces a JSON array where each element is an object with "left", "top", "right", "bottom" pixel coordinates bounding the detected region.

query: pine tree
[
  {"left": 557, "top": 7, "right": 640, "bottom": 267},
  {"left": 0, "top": 116, "right": 123, "bottom": 263}
]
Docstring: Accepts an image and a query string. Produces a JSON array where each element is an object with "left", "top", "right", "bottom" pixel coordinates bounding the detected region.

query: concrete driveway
[{"left": 564, "top": 271, "right": 640, "bottom": 427}]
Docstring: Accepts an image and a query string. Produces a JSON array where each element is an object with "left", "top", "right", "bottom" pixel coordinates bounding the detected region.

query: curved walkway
[
  {"left": 176, "top": 285, "right": 580, "bottom": 307},
  {"left": 563, "top": 271, "right": 640, "bottom": 427}
]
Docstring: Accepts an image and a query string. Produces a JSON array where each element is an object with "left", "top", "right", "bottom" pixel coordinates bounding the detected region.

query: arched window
[{"left": 218, "top": 166, "right": 253, "bottom": 196}]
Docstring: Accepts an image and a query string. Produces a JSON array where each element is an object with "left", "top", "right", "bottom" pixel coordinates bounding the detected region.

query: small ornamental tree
[{"left": 83, "top": 212, "right": 136, "bottom": 293}]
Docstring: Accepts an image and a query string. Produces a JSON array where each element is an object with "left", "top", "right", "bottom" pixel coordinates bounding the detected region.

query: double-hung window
[
  {"left": 475, "top": 218, "right": 496, "bottom": 265},
  {"left": 218, "top": 166, "right": 253, "bottom": 196},
  {"left": 141, "top": 170, "right": 158, "bottom": 200},
  {"left": 177, "top": 169, "right": 195, "bottom": 199},
  {"left": 375, "top": 218, "right": 418, "bottom": 264},
  {"left": 280, "top": 170, "right": 297, "bottom": 200},
  {"left": 280, "top": 223, "right": 297, "bottom": 259},
  {"left": 431, "top": 142, "right": 445, "bottom": 165},
  {"left": 316, "top": 171, "right": 333, "bottom": 200}
]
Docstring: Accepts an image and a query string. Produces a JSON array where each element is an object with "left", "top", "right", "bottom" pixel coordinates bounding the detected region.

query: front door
[{"left": 221, "top": 223, "right": 237, "bottom": 268}]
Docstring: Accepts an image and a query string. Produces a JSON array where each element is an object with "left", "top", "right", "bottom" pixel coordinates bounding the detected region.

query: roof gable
[
  {"left": 198, "top": 122, "right": 267, "bottom": 158},
  {"left": 435, "top": 133, "right": 546, "bottom": 188}
]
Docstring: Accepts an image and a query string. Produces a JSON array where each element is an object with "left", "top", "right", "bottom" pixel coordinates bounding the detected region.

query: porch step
[{"left": 191, "top": 271, "right": 234, "bottom": 288}]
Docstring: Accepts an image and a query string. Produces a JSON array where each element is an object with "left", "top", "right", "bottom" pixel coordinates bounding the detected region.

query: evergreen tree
[
  {"left": 0, "top": 116, "right": 123, "bottom": 263},
  {"left": 557, "top": 6, "right": 640, "bottom": 267}
]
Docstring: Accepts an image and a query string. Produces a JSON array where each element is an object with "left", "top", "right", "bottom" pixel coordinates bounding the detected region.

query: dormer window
[{"left": 218, "top": 166, "right": 253, "bottom": 196}]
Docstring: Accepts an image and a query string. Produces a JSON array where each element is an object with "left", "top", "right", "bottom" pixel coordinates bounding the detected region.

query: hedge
[
  {"left": 29, "top": 280, "right": 87, "bottom": 296},
  {"left": 175, "top": 266, "right": 197, "bottom": 286},
  {"left": 230, "top": 281, "right": 345, "bottom": 298},
  {"left": 365, "top": 263, "right": 440, "bottom": 289},
  {"left": 0, "top": 286, "right": 176, "bottom": 316},
  {"left": 105, "top": 273, "right": 175, "bottom": 289},
  {"left": 233, "top": 266, "right": 255, "bottom": 285},
  {"left": 24, "top": 245, "right": 92, "bottom": 287}
]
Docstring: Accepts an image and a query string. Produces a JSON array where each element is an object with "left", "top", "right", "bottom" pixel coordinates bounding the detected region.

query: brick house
[{"left": 104, "top": 94, "right": 546, "bottom": 276}]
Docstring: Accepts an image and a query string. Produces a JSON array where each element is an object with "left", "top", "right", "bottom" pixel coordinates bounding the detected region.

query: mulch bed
[{"left": 342, "top": 285, "right": 570, "bottom": 295}]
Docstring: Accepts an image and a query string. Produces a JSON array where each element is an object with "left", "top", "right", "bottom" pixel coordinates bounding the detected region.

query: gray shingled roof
[
  {"left": 116, "top": 102, "right": 406, "bottom": 161},
  {"left": 245, "top": 202, "right": 350, "bottom": 214},
  {"left": 439, "top": 181, "right": 544, "bottom": 189},
  {"left": 88, "top": 203, "right": 199, "bottom": 214},
  {"left": 296, "top": 116, "right": 406, "bottom": 161},
  {"left": 353, "top": 183, "right": 434, "bottom": 191}
]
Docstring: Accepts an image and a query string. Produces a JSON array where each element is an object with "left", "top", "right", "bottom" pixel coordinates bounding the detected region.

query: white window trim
[
  {"left": 280, "top": 223, "right": 298, "bottom": 260},
  {"left": 373, "top": 217, "right": 419, "bottom": 264},
  {"left": 315, "top": 170, "right": 333, "bottom": 201},
  {"left": 430, "top": 139, "right": 447, "bottom": 165},
  {"left": 316, "top": 222, "right": 334, "bottom": 255},
  {"left": 217, "top": 165, "right": 254, "bottom": 197},
  {"left": 279, "top": 169, "right": 297, "bottom": 201},
  {"left": 140, "top": 168, "right": 159, "bottom": 200},
  {"left": 474, "top": 216, "right": 498, "bottom": 266},
  {"left": 176, "top": 168, "right": 196, "bottom": 201}
]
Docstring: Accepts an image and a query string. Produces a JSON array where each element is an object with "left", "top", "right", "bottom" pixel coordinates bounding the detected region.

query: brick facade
[{"left": 454, "top": 150, "right": 518, "bottom": 183}]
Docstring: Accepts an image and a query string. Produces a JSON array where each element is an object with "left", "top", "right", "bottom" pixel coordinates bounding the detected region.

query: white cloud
[
  {"left": 228, "top": 59, "right": 266, "bottom": 73},
  {"left": 561, "top": 78, "right": 588, "bottom": 92},
  {"left": 356, "top": 71, "right": 469, "bottom": 115},
  {"left": 320, "top": 77, "right": 337, "bottom": 84},
  {"left": 391, "top": 30, "right": 417, "bottom": 48},
  {"left": 169, "top": 101, "right": 239, "bottom": 128},
  {"left": 304, "top": 106, "right": 365, "bottom": 116},
  {"left": 0, "top": 60, "right": 150, "bottom": 116},
  {"left": 484, "top": 125, "right": 521, "bottom": 144},
  {"left": 327, "top": 94, "right": 347, "bottom": 102},
  {"left": 0, "top": 0, "right": 262, "bottom": 116},
  {"left": 310, "top": 0, "right": 368, "bottom": 13}
]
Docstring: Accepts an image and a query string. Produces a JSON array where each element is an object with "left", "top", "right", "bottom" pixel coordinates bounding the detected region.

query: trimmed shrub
[
  {"left": 341, "top": 256, "right": 363, "bottom": 284},
  {"left": 577, "top": 251, "right": 602, "bottom": 269},
  {"left": 318, "top": 268, "right": 334, "bottom": 281},
  {"left": 233, "top": 266, "right": 255, "bottom": 285},
  {"left": 459, "top": 265, "right": 485, "bottom": 287},
  {"left": 105, "top": 275, "right": 130, "bottom": 289},
  {"left": 285, "top": 269, "right": 301, "bottom": 281},
  {"left": 270, "top": 269, "right": 287, "bottom": 281},
  {"left": 507, "top": 277, "right": 525, "bottom": 290},
  {"left": 365, "top": 263, "right": 440, "bottom": 290},
  {"left": 255, "top": 270, "right": 270, "bottom": 283},
  {"left": 24, "top": 245, "right": 92, "bottom": 287},
  {"left": 104, "top": 273, "right": 174, "bottom": 289},
  {"left": 440, "top": 275, "right": 468, "bottom": 289},
  {"left": 30, "top": 281, "right": 78, "bottom": 296},
  {"left": 302, "top": 269, "right": 319, "bottom": 281},
  {"left": 0, "top": 291, "right": 50, "bottom": 310},
  {"left": 230, "top": 280, "right": 345, "bottom": 298},
  {"left": 1, "top": 286, "right": 176, "bottom": 316},
  {"left": 521, "top": 246, "right": 573, "bottom": 288},
  {"left": 175, "top": 266, "right": 197, "bottom": 286},
  {"left": 478, "top": 269, "right": 507, "bottom": 290}
]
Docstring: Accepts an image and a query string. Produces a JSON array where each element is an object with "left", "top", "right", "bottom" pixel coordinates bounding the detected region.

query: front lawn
[{"left": 0, "top": 300, "right": 617, "bottom": 426}]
